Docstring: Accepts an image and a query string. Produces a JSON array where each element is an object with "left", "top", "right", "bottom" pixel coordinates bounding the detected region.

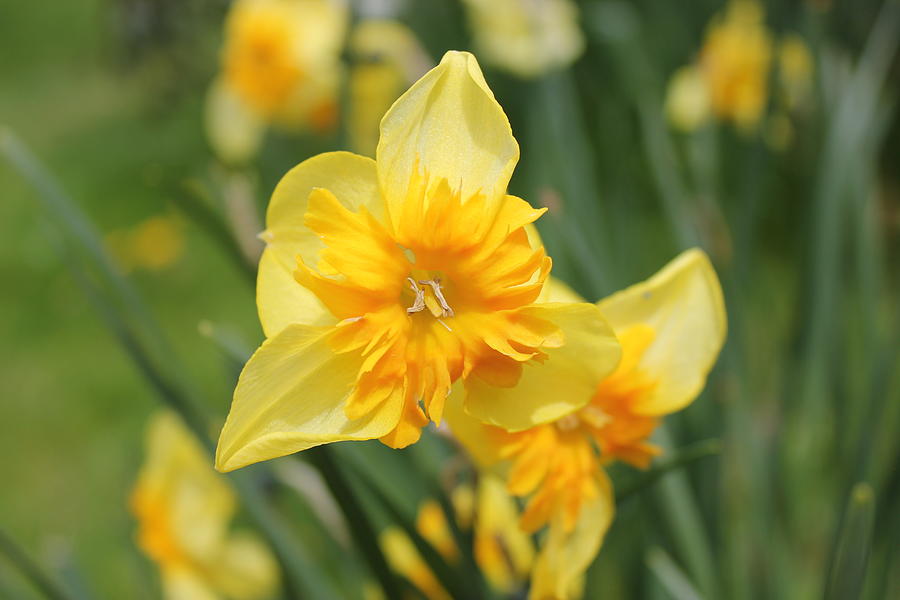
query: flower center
[{"left": 406, "top": 277, "right": 455, "bottom": 318}]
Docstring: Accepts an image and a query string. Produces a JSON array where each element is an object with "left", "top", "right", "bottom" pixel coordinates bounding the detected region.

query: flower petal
[
  {"left": 537, "top": 276, "right": 584, "bottom": 304},
  {"left": 597, "top": 248, "right": 726, "bottom": 415},
  {"left": 215, "top": 324, "right": 402, "bottom": 472},
  {"left": 205, "top": 77, "right": 265, "bottom": 165},
  {"left": 162, "top": 566, "right": 219, "bottom": 600},
  {"left": 464, "top": 303, "right": 621, "bottom": 431},
  {"left": 529, "top": 471, "right": 614, "bottom": 600},
  {"left": 259, "top": 151, "right": 383, "bottom": 336},
  {"left": 207, "top": 533, "right": 280, "bottom": 600},
  {"left": 376, "top": 51, "right": 518, "bottom": 224},
  {"left": 443, "top": 384, "right": 504, "bottom": 469}
]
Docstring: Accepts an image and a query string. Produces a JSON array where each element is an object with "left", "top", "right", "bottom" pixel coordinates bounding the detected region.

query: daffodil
[
  {"left": 447, "top": 249, "right": 727, "bottom": 599},
  {"left": 665, "top": 0, "right": 772, "bottom": 132},
  {"left": 461, "top": 0, "right": 585, "bottom": 79},
  {"left": 215, "top": 51, "right": 621, "bottom": 472},
  {"left": 205, "top": 0, "right": 348, "bottom": 164},
  {"left": 349, "top": 20, "right": 432, "bottom": 157},
  {"left": 130, "top": 412, "right": 278, "bottom": 600}
]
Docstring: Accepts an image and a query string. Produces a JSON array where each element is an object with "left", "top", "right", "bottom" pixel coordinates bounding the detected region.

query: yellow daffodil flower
[
  {"left": 205, "top": 0, "right": 348, "bottom": 164},
  {"left": 461, "top": 0, "right": 585, "bottom": 79},
  {"left": 699, "top": 0, "right": 772, "bottom": 131},
  {"left": 447, "top": 249, "right": 726, "bottom": 599},
  {"left": 130, "top": 412, "right": 278, "bottom": 600},
  {"left": 349, "top": 20, "right": 433, "bottom": 157},
  {"left": 215, "top": 51, "right": 621, "bottom": 472},
  {"left": 665, "top": 0, "right": 772, "bottom": 132}
]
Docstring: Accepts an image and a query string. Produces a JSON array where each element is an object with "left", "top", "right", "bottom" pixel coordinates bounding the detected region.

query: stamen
[
  {"left": 418, "top": 278, "right": 455, "bottom": 318},
  {"left": 406, "top": 277, "right": 426, "bottom": 314}
]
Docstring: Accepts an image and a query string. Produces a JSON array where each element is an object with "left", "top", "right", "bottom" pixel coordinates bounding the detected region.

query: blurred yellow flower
[
  {"left": 381, "top": 475, "right": 534, "bottom": 598},
  {"left": 205, "top": 0, "right": 348, "bottom": 164},
  {"left": 215, "top": 51, "right": 620, "bottom": 472},
  {"left": 105, "top": 215, "right": 185, "bottom": 273},
  {"left": 777, "top": 34, "right": 814, "bottom": 111},
  {"left": 448, "top": 249, "right": 726, "bottom": 599},
  {"left": 380, "top": 527, "right": 451, "bottom": 600},
  {"left": 472, "top": 474, "right": 534, "bottom": 593},
  {"left": 130, "top": 412, "right": 278, "bottom": 600},
  {"left": 665, "top": 1, "right": 815, "bottom": 138},
  {"left": 699, "top": 0, "right": 772, "bottom": 131},
  {"left": 664, "top": 65, "right": 711, "bottom": 133},
  {"left": 665, "top": 0, "right": 772, "bottom": 132},
  {"left": 461, "top": 0, "right": 585, "bottom": 79},
  {"left": 348, "top": 20, "right": 432, "bottom": 157}
]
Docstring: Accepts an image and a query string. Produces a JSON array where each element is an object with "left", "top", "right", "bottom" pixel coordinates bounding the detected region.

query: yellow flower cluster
[
  {"left": 665, "top": 0, "right": 813, "bottom": 137},
  {"left": 202, "top": 50, "right": 726, "bottom": 599}
]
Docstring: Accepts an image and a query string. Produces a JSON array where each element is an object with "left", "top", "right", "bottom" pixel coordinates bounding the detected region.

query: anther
[
  {"left": 418, "top": 278, "right": 455, "bottom": 318},
  {"left": 406, "top": 277, "right": 426, "bottom": 314}
]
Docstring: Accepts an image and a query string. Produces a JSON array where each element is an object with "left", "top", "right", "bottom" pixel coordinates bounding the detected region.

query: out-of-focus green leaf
[
  {"left": 306, "top": 446, "right": 406, "bottom": 600},
  {"left": 646, "top": 546, "right": 703, "bottom": 600},
  {"left": 0, "top": 530, "right": 77, "bottom": 600},
  {"left": 616, "top": 439, "right": 720, "bottom": 504},
  {"left": 825, "top": 483, "right": 876, "bottom": 600},
  {"left": 340, "top": 449, "right": 484, "bottom": 600}
]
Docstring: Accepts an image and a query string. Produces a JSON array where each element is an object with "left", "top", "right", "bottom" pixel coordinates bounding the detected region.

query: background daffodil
[
  {"left": 205, "top": 0, "right": 348, "bottom": 164},
  {"left": 461, "top": 0, "right": 585, "bottom": 79},
  {"left": 215, "top": 50, "right": 621, "bottom": 472},
  {"left": 130, "top": 412, "right": 278, "bottom": 600},
  {"left": 447, "top": 248, "right": 727, "bottom": 598}
]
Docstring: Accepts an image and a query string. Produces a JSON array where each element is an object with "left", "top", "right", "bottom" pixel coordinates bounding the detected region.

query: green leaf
[
  {"left": 306, "top": 446, "right": 405, "bottom": 600},
  {"left": 339, "top": 449, "right": 483, "bottom": 600},
  {"left": 0, "top": 530, "right": 77, "bottom": 600},
  {"left": 615, "top": 439, "right": 721, "bottom": 504},
  {"left": 645, "top": 546, "right": 703, "bottom": 600},
  {"left": 824, "top": 483, "right": 876, "bottom": 600}
]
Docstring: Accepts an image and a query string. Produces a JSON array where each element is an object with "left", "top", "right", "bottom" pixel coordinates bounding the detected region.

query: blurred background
[{"left": 1, "top": 0, "right": 898, "bottom": 598}]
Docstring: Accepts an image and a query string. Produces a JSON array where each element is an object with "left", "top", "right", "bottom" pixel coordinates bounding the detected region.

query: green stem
[
  {"left": 615, "top": 439, "right": 721, "bottom": 504},
  {"left": 306, "top": 446, "right": 404, "bottom": 599}
]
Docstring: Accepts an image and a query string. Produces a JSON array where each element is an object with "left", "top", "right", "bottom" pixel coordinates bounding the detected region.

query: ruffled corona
[{"left": 296, "top": 175, "right": 556, "bottom": 447}]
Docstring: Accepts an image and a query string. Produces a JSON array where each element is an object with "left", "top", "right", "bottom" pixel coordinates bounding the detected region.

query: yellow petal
[
  {"left": 376, "top": 51, "right": 518, "bottom": 225},
  {"left": 443, "top": 384, "right": 504, "bottom": 469},
  {"left": 537, "top": 276, "right": 584, "bottom": 304},
  {"left": 215, "top": 324, "right": 403, "bottom": 472},
  {"left": 525, "top": 225, "right": 585, "bottom": 305},
  {"left": 465, "top": 303, "right": 621, "bottom": 431},
  {"left": 529, "top": 472, "right": 614, "bottom": 600},
  {"left": 132, "top": 412, "right": 235, "bottom": 563},
  {"left": 474, "top": 474, "right": 534, "bottom": 593},
  {"left": 664, "top": 65, "right": 711, "bottom": 132},
  {"left": 205, "top": 77, "right": 265, "bottom": 165},
  {"left": 162, "top": 566, "right": 219, "bottom": 600},
  {"left": 259, "top": 151, "right": 382, "bottom": 336},
  {"left": 380, "top": 528, "right": 451, "bottom": 600},
  {"left": 597, "top": 248, "right": 726, "bottom": 415},
  {"left": 207, "top": 533, "right": 279, "bottom": 600}
]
